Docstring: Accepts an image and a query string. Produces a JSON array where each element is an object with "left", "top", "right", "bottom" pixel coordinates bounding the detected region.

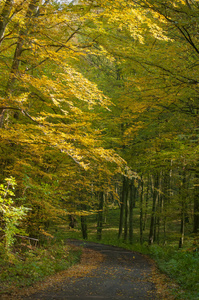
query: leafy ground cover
[
  {"left": 0, "top": 240, "right": 81, "bottom": 297},
  {"left": 0, "top": 242, "right": 104, "bottom": 300},
  {"left": 149, "top": 244, "right": 199, "bottom": 300}
]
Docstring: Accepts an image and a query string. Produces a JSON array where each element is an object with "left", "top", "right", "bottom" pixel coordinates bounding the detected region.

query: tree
[
  {"left": 74, "top": 0, "right": 199, "bottom": 244},
  {"left": 0, "top": 0, "right": 127, "bottom": 237}
]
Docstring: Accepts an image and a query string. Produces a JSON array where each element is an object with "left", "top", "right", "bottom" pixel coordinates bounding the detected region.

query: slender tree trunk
[
  {"left": 193, "top": 198, "right": 199, "bottom": 233},
  {"left": 0, "top": 0, "right": 13, "bottom": 44},
  {"left": 156, "top": 196, "right": 160, "bottom": 245},
  {"left": 179, "top": 211, "right": 185, "bottom": 248},
  {"left": 162, "top": 173, "right": 168, "bottom": 245},
  {"left": 81, "top": 215, "right": 88, "bottom": 239},
  {"left": 149, "top": 174, "right": 159, "bottom": 245},
  {"left": 140, "top": 177, "right": 144, "bottom": 245},
  {"left": 156, "top": 172, "right": 163, "bottom": 244},
  {"left": 97, "top": 191, "right": 104, "bottom": 240},
  {"left": 0, "top": 0, "right": 13, "bottom": 126},
  {"left": 143, "top": 175, "right": 150, "bottom": 231},
  {"left": 193, "top": 169, "right": 199, "bottom": 233},
  {"left": 124, "top": 178, "right": 129, "bottom": 241},
  {"left": 153, "top": 215, "right": 157, "bottom": 243},
  {"left": 80, "top": 203, "right": 88, "bottom": 239},
  {"left": 129, "top": 179, "right": 136, "bottom": 244},
  {"left": 118, "top": 176, "right": 126, "bottom": 239},
  {"left": 0, "top": 109, "right": 6, "bottom": 128},
  {"left": 179, "top": 170, "right": 186, "bottom": 248},
  {"left": 185, "top": 0, "right": 192, "bottom": 9}
]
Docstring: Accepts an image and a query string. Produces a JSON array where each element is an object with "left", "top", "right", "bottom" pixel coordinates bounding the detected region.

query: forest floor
[{"left": 1, "top": 240, "right": 177, "bottom": 300}]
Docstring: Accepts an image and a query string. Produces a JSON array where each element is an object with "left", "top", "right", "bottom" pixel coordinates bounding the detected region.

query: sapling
[{"left": 0, "top": 177, "right": 30, "bottom": 259}]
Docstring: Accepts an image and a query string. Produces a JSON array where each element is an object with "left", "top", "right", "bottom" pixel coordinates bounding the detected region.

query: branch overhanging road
[{"left": 25, "top": 240, "right": 158, "bottom": 300}]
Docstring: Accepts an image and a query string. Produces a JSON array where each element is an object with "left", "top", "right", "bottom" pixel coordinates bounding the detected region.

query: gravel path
[{"left": 24, "top": 240, "right": 158, "bottom": 300}]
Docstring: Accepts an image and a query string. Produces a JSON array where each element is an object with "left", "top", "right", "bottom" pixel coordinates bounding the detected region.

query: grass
[
  {"left": 149, "top": 244, "right": 199, "bottom": 299},
  {"left": 0, "top": 239, "right": 82, "bottom": 295}
]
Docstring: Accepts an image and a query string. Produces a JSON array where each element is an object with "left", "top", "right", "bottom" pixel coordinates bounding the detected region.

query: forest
[{"left": 0, "top": 0, "right": 199, "bottom": 299}]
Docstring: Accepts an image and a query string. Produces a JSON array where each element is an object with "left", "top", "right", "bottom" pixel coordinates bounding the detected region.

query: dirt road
[{"left": 24, "top": 240, "right": 158, "bottom": 300}]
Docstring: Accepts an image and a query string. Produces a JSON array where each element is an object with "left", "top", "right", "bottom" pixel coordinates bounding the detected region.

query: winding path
[{"left": 25, "top": 240, "right": 158, "bottom": 300}]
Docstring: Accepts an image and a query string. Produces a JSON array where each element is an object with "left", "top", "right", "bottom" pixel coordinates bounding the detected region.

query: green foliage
[
  {"left": 0, "top": 177, "right": 30, "bottom": 257},
  {"left": 0, "top": 241, "right": 81, "bottom": 294},
  {"left": 150, "top": 245, "right": 199, "bottom": 299},
  {"left": 0, "top": 0, "right": 199, "bottom": 298}
]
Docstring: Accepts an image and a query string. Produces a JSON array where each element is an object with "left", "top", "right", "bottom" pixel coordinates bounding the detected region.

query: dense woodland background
[{"left": 0, "top": 0, "right": 199, "bottom": 298}]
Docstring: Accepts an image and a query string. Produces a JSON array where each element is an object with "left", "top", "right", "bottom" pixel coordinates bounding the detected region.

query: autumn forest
[{"left": 0, "top": 0, "right": 199, "bottom": 298}]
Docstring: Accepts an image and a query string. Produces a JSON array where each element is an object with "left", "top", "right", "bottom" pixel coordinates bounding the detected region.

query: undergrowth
[
  {"left": 0, "top": 240, "right": 81, "bottom": 295},
  {"left": 149, "top": 244, "right": 199, "bottom": 300}
]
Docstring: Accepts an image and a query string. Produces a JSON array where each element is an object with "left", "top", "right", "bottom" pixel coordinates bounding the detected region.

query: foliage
[
  {"left": 0, "top": 177, "right": 30, "bottom": 257},
  {"left": 0, "top": 241, "right": 81, "bottom": 294},
  {"left": 0, "top": 0, "right": 128, "bottom": 237},
  {"left": 150, "top": 245, "right": 199, "bottom": 299},
  {"left": 0, "top": 0, "right": 199, "bottom": 298}
]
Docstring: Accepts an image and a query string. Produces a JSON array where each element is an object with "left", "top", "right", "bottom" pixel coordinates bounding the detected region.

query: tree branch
[{"left": 0, "top": 106, "right": 39, "bottom": 123}]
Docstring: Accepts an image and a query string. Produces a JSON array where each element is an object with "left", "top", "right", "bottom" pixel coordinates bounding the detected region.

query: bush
[
  {"left": 0, "top": 242, "right": 81, "bottom": 294},
  {"left": 0, "top": 177, "right": 30, "bottom": 258},
  {"left": 149, "top": 245, "right": 199, "bottom": 299}
]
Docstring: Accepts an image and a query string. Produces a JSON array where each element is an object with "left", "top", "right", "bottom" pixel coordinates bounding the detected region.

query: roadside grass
[
  {"left": 0, "top": 239, "right": 81, "bottom": 295},
  {"left": 149, "top": 244, "right": 199, "bottom": 300}
]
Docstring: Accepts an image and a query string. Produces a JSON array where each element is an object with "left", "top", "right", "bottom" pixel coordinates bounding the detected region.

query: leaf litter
[{"left": 1, "top": 246, "right": 105, "bottom": 300}]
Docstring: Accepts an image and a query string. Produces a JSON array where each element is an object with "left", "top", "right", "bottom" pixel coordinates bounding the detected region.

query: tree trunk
[
  {"left": 1, "top": 0, "right": 40, "bottom": 128},
  {"left": 7, "top": 0, "right": 39, "bottom": 88},
  {"left": 179, "top": 211, "right": 185, "bottom": 248},
  {"left": 118, "top": 176, "right": 126, "bottom": 239},
  {"left": 129, "top": 179, "right": 136, "bottom": 244},
  {"left": 162, "top": 173, "right": 168, "bottom": 245},
  {"left": 143, "top": 175, "right": 150, "bottom": 231},
  {"left": 81, "top": 215, "right": 88, "bottom": 239},
  {"left": 139, "top": 177, "right": 144, "bottom": 245},
  {"left": 179, "top": 170, "right": 186, "bottom": 248},
  {"left": 156, "top": 173, "right": 163, "bottom": 244},
  {"left": 149, "top": 174, "right": 159, "bottom": 245},
  {"left": 0, "top": 0, "right": 13, "bottom": 43},
  {"left": 97, "top": 191, "right": 104, "bottom": 240},
  {"left": 193, "top": 169, "right": 199, "bottom": 233},
  {"left": 80, "top": 202, "right": 88, "bottom": 239},
  {"left": 124, "top": 178, "right": 129, "bottom": 241}
]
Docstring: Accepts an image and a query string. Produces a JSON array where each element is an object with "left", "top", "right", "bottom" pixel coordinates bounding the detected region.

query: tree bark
[
  {"left": 179, "top": 170, "right": 186, "bottom": 248},
  {"left": 118, "top": 176, "right": 127, "bottom": 239},
  {"left": 193, "top": 169, "right": 199, "bottom": 233},
  {"left": 0, "top": 0, "right": 40, "bottom": 128},
  {"left": 139, "top": 176, "right": 144, "bottom": 245},
  {"left": 81, "top": 215, "right": 88, "bottom": 239},
  {"left": 0, "top": 0, "right": 13, "bottom": 44},
  {"left": 143, "top": 175, "right": 150, "bottom": 231},
  {"left": 129, "top": 179, "right": 136, "bottom": 244},
  {"left": 0, "top": 0, "right": 14, "bottom": 127},
  {"left": 149, "top": 174, "right": 159, "bottom": 245},
  {"left": 97, "top": 191, "right": 104, "bottom": 240},
  {"left": 156, "top": 172, "right": 163, "bottom": 244},
  {"left": 123, "top": 178, "right": 129, "bottom": 241}
]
